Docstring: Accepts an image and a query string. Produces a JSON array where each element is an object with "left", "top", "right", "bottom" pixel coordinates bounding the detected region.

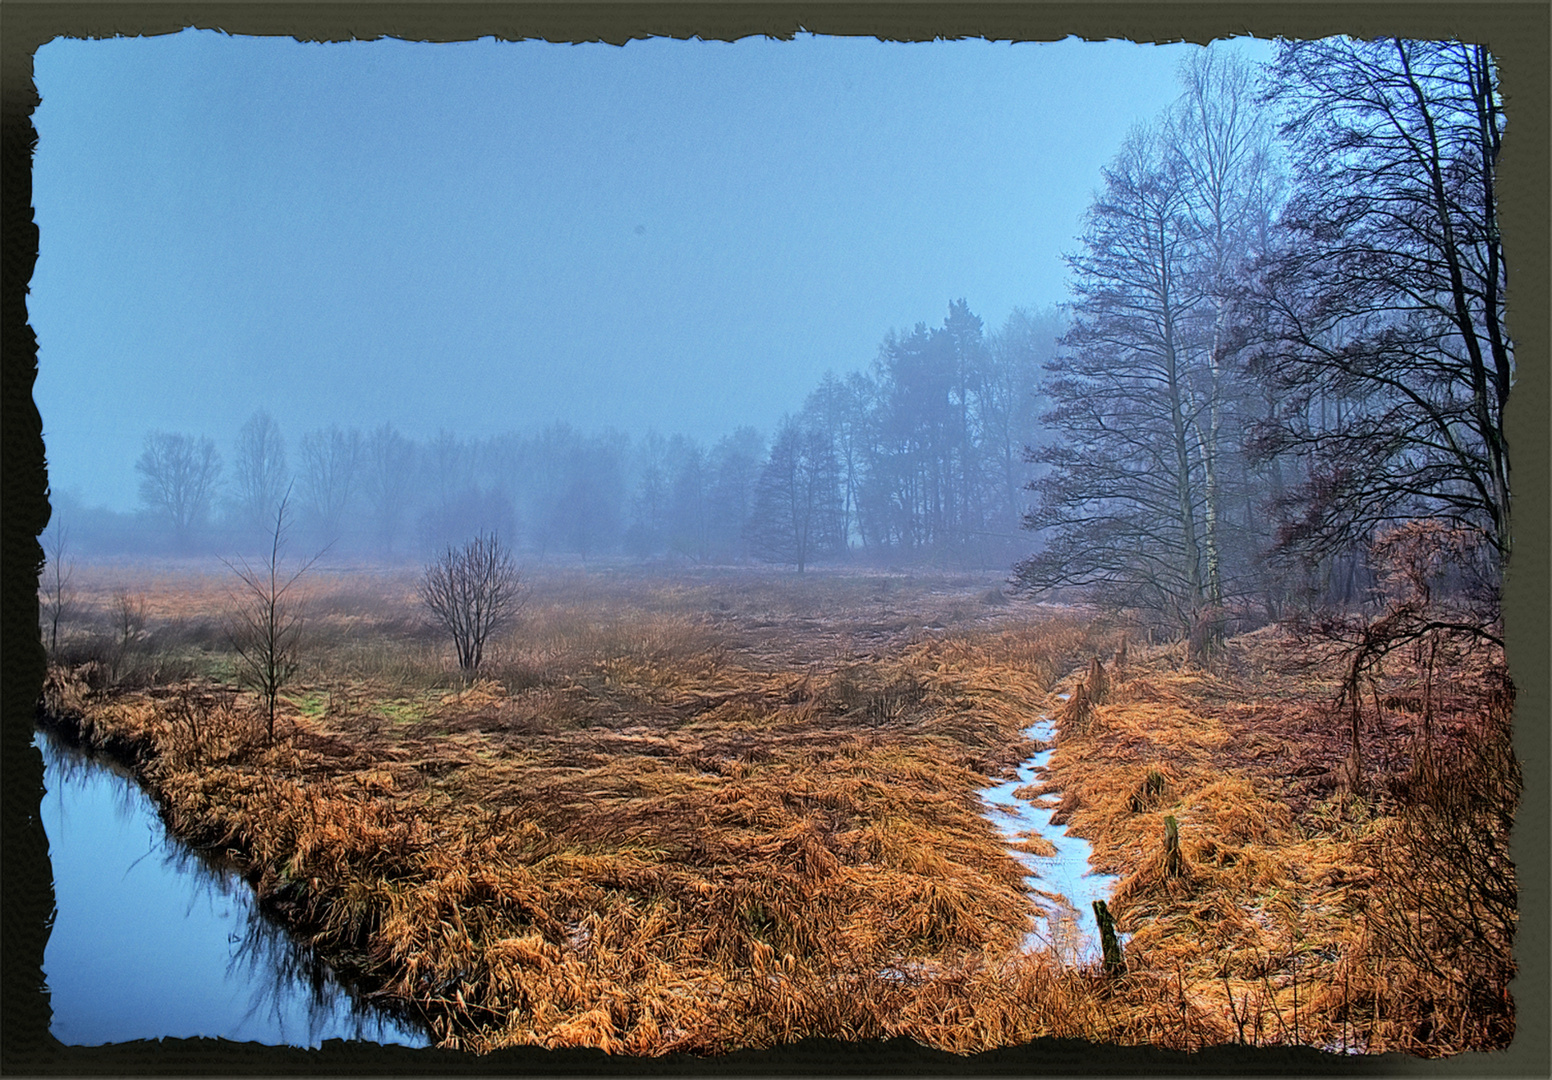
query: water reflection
[{"left": 37, "top": 730, "right": 430, "bottom": 1048}]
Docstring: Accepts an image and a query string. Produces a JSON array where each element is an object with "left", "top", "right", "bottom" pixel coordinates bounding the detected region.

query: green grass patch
[
  {"left": 375, "top": 696, "right": 431, "bottom": 725},
  {"left": 293, "top": 691, "right": 328, "bottom": 720}
]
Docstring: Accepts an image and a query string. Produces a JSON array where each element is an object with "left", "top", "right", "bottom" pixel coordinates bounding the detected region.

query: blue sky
[{"left": 30, "top": 30, "right": 1273, "bottom": 511}]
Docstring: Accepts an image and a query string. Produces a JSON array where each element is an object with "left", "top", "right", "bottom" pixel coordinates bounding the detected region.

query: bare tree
[
  {"left": 418, "top": 532, "right": 525, "bottom": 677},
  {"left": 746, "top": 416, "right": 843, "bottom": 574},
  {"left": 624, "top": 430, "right": 672, "bottom": 558},
  {"left": 1015, "top": 56, "right": 1285, "bottom": 648},
  {"left": 980, "top": 307, "right": 1062, "bottom": 548},
  {"left": 666, "top": 440, "right": 710, "bottom": 563},
  {"left": 1167, "top": 49, "right": 1282, "bottom": 625},
  {"left": 298, "top": 425, "right": 363, "bottom": 543},
  {"left": 852, "top": 300, "right": 1012, "bottom": 562},
  {"left": 107, "top": 589, "right": 147, "bottom": 685},
  {"left": 706, "top": 426, "right": 766, "bottom": 561},
  {"left": 135, "top": 431, "right": 222, "bottom": 548},
  {"left": 1252, "top": 39, "right": 1512, "bottom": 573},
  {"left": 226, "top": 494, "right": 320, "bottom": 743},
  {"left": 1015, "top": 125, "right": 1213, "bottom": 634},
  {"left": 40, "top": 522, "right": 74, "bottom": 657},
  {"left": 232, "top": 410, "right": 289, "bottom": 538},
  {"left": 361, "top": 423, "right": 417, "bottom": 556}
]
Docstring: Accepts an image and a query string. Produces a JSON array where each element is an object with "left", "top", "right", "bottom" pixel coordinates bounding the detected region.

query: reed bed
[{"left": 40, "top": 569, "right": 1115, "bottom": 1054}]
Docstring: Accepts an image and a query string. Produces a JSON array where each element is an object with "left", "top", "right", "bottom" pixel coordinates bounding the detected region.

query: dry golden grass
[
  {"left": 41, "top": 567, "right": 1119, "bottom": 1054},
  {"left": 36, "top": 564, "right": 1516, "bottom": 1058},
  {"left": 1037, "top": 629, "right": 1518, "bottom": 1056}
]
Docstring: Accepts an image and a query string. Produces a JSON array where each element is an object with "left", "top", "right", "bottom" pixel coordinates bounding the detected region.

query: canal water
[
  {"left": 36, "top": 730, "right": 430, "bottom": 1049},
  {"left": 979, "top": 713, "right": 1122, "bottom": 965}
]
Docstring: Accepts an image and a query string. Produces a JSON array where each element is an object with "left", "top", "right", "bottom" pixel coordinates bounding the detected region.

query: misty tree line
[
  {"left": 1014, "top": 40, "right": 1510, "bottom": 645},
  {"left": 111, "top": 419, "right": 752, "bottom": 562},
  {"left": 745, "top": 302, "right": 1060, "bottom": 570},
  {"left": 102, "top": 298, "right": 1058, "bottom": 569},
  {"left": 60, "top": 37, "right": 1511, "bottom": 654}
]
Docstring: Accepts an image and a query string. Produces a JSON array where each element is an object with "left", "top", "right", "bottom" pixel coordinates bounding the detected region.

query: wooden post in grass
[
  {"left": 1163, "top": 815, "right": 1184, "bottom": 878},
  {"left": 1130, "top": 768, "right": 1167, "bottom": 812},
  {"left": 1093, "top": 899, "right": 1125, "bottom": 975},
  {"left": 1087, "top": 655, "right": 1109, "bottom": 704}
]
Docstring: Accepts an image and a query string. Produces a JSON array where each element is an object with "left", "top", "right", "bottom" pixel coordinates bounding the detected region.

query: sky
[{"left": 30, "top": 30, "right": 1273, "bottom": 512}]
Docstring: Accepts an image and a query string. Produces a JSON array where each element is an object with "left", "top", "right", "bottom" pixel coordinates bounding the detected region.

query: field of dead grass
[
  {"left": 1039, "top": 629, "right": 1519, "bottom": 1056},
  {"left": 40, "top": 564, "right": 1123, "bottom": 1053},
  {"left": 35, "top": 561, "right": 1516, "bottom": 1058}
]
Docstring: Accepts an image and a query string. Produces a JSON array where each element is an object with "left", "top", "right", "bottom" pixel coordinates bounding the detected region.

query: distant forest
[
  {"left": 51, "top": 40, "right": 1510, "bottom": 649},
  {"left": 56, "top": 298, "right": 1060, "bottom": 573}
]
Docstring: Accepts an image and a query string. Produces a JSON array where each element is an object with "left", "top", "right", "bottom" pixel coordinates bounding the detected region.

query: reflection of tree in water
[
  {"left": 40, "top": 734, "right": 158, "bottom": 852},
  {"left": 154, "top": 810, "right": 432, "bottom": 1047},
  {"left": 38, "top": 731, "right": 430, "bottom": 1048},
  {"left": 229, "top": 896, "right": 426, "bottom": 1045}
]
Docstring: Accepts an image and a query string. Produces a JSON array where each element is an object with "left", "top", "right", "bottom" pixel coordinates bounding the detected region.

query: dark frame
[{"left": 3, "top": 4, "right": 1545, "bottom": 1074}]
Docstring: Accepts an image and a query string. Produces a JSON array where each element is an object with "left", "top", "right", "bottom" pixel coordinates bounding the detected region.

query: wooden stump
[
  {"left": 1086, "top": 655, "right": 1110, "bottom": 704},
  {"left": 1092, "top": 899, "right": 1126, "bottom": 976},
  {"left": 1129, "top": 768, "right": 1167, "bottom": 812},
  {"left": 1059, "top": 683, "right": 1093, "bottom": 736},
  {"left": 1163, "top": 814, "right": 1185, "bottom": 878}
]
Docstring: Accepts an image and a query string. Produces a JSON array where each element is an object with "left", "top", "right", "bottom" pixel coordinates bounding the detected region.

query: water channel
[
  {"left": 979, "top": 712, "right": 1121, "bottom": 964},
  {"left": 36, "top": 730, "right": 431, "bottom": 1049}
]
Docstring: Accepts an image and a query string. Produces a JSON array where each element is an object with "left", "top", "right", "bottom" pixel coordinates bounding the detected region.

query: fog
[{"left": 30, "top": 30, "right": 1272, "bottom": 563}]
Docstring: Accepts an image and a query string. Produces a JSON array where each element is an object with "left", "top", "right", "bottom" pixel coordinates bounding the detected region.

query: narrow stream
[
  {"left": 36, "top": 730, "right": 431, "bottom": 1049},
  {"left": 979, "top": 712, "right": 1121, "bottom": 964}
]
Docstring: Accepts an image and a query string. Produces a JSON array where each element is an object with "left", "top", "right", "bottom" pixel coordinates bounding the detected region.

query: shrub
[{"left": 419, "top": 532, "right": 526, "bottom": 677}]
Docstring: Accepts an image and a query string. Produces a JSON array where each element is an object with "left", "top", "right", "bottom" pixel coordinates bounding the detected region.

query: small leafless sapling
[
  {"left": 419, "top": 532, "right": 525, "bottom": 678},
  {"left": 226, "top": 494, "right": 321, "bottom": 744},
  {"left": 108, "top": 589, "right": 147, "bottom": 685},
  {"left": 165, "top": 686, "right": 236, "bottom": 764},
  {"left": 40, "top": 524, "right": 74, "bottom": 657}
]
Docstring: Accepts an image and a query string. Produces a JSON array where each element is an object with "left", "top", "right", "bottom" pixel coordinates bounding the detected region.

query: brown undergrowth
[
  {"left": 35, "top": 565, "right": 1516, "bottom": 1057},
  {"left": 39, "top": 568, "right": 1124, "bottom": 1054},
  {"left": 1039, "top": 629, "right": 1518, "bottom": 1057}
]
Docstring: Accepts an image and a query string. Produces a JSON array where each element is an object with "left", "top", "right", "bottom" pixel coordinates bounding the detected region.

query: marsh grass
[
  {"left": 35, "top": 563, "right": 1515, "bottom": 1057},
  {"left": 1038, "top": 631, "right": 1518, "bottom": 1056}
]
